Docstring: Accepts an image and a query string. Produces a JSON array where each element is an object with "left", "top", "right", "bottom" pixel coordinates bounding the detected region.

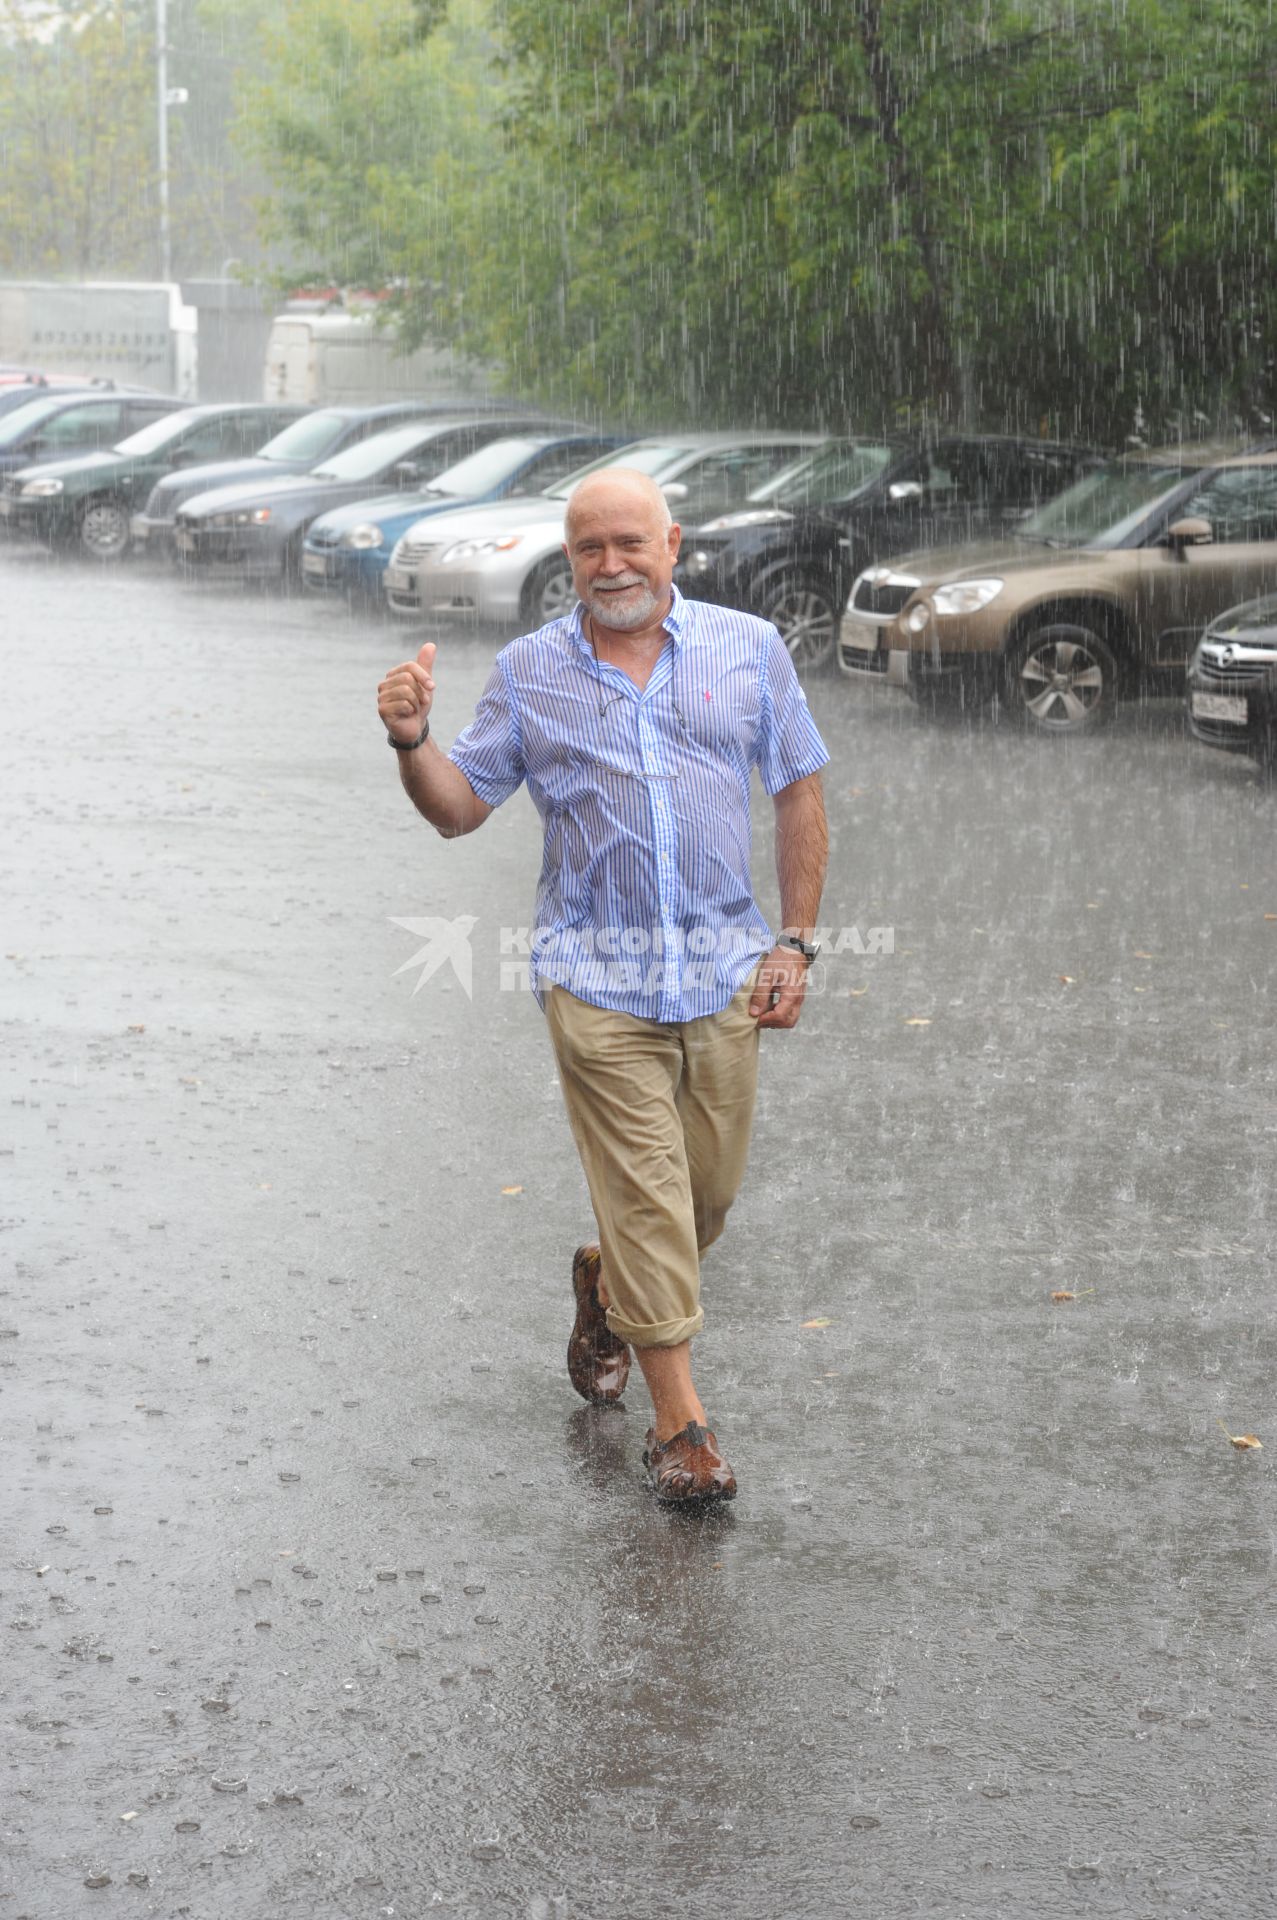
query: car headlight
[
  {"left": 438, "top": 535, "right": 523, "bottom": 564},
  {"left": 931, "top": 578, "right": 1003, "bottom": 616},
  {"left": 696, "top": 508, "right": 792, "bottom": 533},
  {"left": 682, "top": 548, "right": 712, "bottom": 575},
  {"left": 22, "top": 477, "right": 63, "bottom": 497},
  {"left": 341, "top": 524, "right": 384, "bottom": 550}
]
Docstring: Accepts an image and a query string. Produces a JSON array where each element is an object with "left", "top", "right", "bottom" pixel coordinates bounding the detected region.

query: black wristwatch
[
  {"left": 777, "top": 932, "right": 820, "bottom": 964},
  {"left": 388, "top": 715, "right": 430, "bottom": 751}
]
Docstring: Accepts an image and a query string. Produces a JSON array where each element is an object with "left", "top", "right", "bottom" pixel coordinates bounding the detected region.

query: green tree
[
  {"left": 0, "top": 0, "right": 156, "bottom": 275},
  {"left": 237, "top": 0, "right": 498, "bottom": 290},
  {"left": 238, "top": 0, "right": 1277, "bottom": 438}
]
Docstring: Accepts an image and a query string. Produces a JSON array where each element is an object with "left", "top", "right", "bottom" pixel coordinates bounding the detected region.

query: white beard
[{"left": 587, "top": 581, "right": 661, "bottom": 631}]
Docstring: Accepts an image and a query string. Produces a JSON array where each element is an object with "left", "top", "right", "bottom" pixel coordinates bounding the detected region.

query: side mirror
[
  {"left": 1166, "top": 516, "right": 1213, "bottom": 549},
  {"left": 888, "top": 480, "right": 924, "bottom": 503},
  {"left": 660, "top": 481, "right": 689, "bottom": 502}
]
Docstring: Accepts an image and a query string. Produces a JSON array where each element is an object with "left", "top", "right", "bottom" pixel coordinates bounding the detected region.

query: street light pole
[{"left": 157, "top": 0, "right": 171, "bottom": 283}]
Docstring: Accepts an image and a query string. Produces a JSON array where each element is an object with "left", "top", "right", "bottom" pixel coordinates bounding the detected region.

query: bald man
[{"left": 378, "top": 469, "right": 829, "bottom": 1504}]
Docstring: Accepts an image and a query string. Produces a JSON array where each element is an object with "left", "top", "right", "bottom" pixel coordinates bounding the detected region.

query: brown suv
[{"left": 837, "top": 444, "right": 1277, "bottom": 731}]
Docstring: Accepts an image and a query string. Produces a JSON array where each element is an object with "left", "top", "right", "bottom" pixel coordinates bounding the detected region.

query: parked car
[
  {"left": 0, "top": 390, "right": 181, "bottom": 480},
  {"left": 131, "top": 401, "right": 465, "bottom": 556},
  {"left": 384, "top": 432, "right": 824, "bottom": 625},
  {"left": 676, "top": 434, "right": 1100, "bottom": 669},
  {"left": 0, "top": 404, "right": 304, "bottom": 559},
  {"left": 1186, "top": 595, "right": 1277, "bottom": 771},
  {"left": 837, "top": 443, "right": 1277, "bottom": 732},
  {"left": 300, "top": 431, "right": 625, "bottom": 601},
  {"left": 0, "top": 377, "right": 139, "bottom": 419},
  {"left": 172, "top": 415, "right": 542, "bottom": 582}
]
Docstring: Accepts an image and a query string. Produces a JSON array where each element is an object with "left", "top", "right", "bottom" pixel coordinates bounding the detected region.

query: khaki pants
[{"left": 544, "top": 969, "right": 762, "bottom": 1349}]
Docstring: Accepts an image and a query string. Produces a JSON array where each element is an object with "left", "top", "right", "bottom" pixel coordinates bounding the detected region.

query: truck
[
  {"left": 262, "top": 309, "right": 496, "bottom": 408},
  {"left": 0, "top": 282, "right": 197, "bottom": 395}
]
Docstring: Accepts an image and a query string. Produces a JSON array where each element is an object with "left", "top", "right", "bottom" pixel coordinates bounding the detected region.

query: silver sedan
[{"left": 383, "top": 433, "right": 825, "bottom": 626}]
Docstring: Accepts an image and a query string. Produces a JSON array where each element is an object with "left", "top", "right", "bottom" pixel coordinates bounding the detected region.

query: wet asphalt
[{"left": 1, "top": 546, "right": 1274, "bottom": 1919}]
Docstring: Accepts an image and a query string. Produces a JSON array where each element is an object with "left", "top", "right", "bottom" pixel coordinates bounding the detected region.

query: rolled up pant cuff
[{"left": 605, "top": 1306, "right": 704, "bottom": 1350}]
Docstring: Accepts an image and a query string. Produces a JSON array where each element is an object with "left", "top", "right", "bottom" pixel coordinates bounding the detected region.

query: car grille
[
  {"left": 2, "top": 475, "right": 22, "bottom": 500},
  {"left": 393, "top": 538, "right": 439, "bottom": 571},
  {"left": 308, "top": 526, "right": 341, "bottom": 551},
  {"left": 851, "top": 568, "right": 919, "bottom": 618},
  {"left": 838, "top": 639, "right": 888, "bottom": 675},
  {"left": 1195, "top": 643, "right": 1277, "bottom": 687}
]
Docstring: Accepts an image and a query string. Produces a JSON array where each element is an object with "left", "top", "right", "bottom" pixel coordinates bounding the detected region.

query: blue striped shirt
[{"left": 448, "top": 585, "right": 830, "bottom": 1021}]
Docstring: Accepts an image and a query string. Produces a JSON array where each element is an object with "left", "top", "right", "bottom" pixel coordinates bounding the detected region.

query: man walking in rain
[{"left": 376, "top": 470, "right": 828, "bottom": 1504}]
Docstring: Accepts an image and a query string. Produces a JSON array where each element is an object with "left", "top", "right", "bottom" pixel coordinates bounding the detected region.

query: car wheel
[
  {"left": 79, "top": 496, "right": 131, "bottom": 561},
  {"left": 1004, "top": 620, "right": 1119, "bottom": 734},
  {"left": 521, "top": 556, "right": 576, "bottom": 627},
  {"left": 760, "top": 574, "right": 837, "bottom": 672}
]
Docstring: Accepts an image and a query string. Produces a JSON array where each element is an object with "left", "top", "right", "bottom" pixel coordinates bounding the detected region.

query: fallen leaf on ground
[
  {"left": 848, "top": 986, "right": 869, "bottom": 997},
  {"left": 1133, "top": 950, "right": 1155, "bottom": 959},
  {"left": 1050, "top": 1288, "right": 1096, "bottom": 1303},
  {"left": 500, "top": 1184, "right": 524, "bottom": 1195},
  {"left": 127, "top": 1023, "right": 145, "bottom": 1033},
  {"left": 903, "top": 1016, "right": 931, "bottom": 1026},
  {"left": 801, "top": 1317, "right": 834, "bottom": 1329},
  {"left": 1217, "top": 1419, "right": 1262, "bottom": 1451},
  {"left": 1059, "top": 975, "right": 1075, "bottom": 985},
  {"left": 1264, "top": 914, "right": 1276, "bottom": 922}
]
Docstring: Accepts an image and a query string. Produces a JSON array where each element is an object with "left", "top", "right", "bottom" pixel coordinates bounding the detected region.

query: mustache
[{"left": 594, "top": 574, "right": 646, "bottom": 590}]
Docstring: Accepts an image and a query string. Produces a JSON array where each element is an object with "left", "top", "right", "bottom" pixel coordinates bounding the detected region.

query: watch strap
[
  {"left": 388, "top": 714, "right": 431, "bottom": 751},
  {"left": 777, "top": 932, "right": 819, "bottom": 963}
]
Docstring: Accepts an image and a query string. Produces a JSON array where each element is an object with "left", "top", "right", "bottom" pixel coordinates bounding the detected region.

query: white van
[{"left": 263, "top": 312, "right": 495, "bottom": 407}]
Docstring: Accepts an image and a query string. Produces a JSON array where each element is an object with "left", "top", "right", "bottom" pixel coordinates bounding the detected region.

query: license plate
[
  {"left": 840, "top": 618, "right": 881, "bottom": 652},
  {"left": 1192, "top": 691, "right": 1248, "bottom": 724},
  {"left": 386, "top": 566, "right": 412, "bottom": 593},
  {"left": 175, "top": 529, "right": 195, "bottom": 554},
  {"left": 302, "top": 554, "right": 327, "bottom": 578}
]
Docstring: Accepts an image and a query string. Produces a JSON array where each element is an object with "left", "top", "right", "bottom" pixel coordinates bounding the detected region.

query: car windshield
[
  {"left": 311, "top": 423, "right": 449, "bottom": 481},
  {"left": 113, "top": 411, "right": 201, "bottom": 456},
  {"left": 0, "top": 395, "right": 70, "bottom": 446},
  {"left": 545, "top": 444, "right": 696, "bottom": 498},
  {"left": 749, "top": 439, "right": 894, "bottom": 507},
  {"left": 258, "top": 410, "right": 346, "bottom": 463},
  {"left": 1019, "top": 462, "right": 1191, "bottom": 547},
  {"left": 424, "top": 438, "right": 547, "bottom": 496}
]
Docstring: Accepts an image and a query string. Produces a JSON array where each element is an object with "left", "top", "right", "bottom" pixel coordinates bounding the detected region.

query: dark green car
[{"left": 0, "top": 403, "right": 305, "bottom": 559}]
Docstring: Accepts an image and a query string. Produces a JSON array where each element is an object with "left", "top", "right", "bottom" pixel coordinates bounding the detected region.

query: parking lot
[{"left": 3, "top": 547, "right": 1274, "bottom": 1919}]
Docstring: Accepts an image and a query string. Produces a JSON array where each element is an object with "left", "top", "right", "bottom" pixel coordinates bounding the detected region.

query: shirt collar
[{"left": 569, "top": 581, "right": 690, "bottom": 659}]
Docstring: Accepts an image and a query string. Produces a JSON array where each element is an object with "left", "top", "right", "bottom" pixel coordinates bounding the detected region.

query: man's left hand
[{"left": 749, "top": 945, "right": 811, "bottom": 1029}]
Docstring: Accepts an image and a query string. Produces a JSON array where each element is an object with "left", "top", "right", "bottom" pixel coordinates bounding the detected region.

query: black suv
[{"left": 675, "top": 434, "right": 1101, "bottom": 669}]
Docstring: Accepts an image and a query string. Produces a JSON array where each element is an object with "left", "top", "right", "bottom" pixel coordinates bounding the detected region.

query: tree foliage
[
  {"left": 237, "top": 0, "right": 500, "bottom": 293},
  {"left": 0, "top": 1, "right": 156, "bottom": 276},
  {"left": 240, "top": 0, "right": 1277, "bottom": 439}
]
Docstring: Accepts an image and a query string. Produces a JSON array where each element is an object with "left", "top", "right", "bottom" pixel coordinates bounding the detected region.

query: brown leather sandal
[
  {"left": 643, "top": 1420, "right": 737, "bottom": 1503},
  {"left": 567, "top": 1243, "right": 631, "bottom": 1405}
]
